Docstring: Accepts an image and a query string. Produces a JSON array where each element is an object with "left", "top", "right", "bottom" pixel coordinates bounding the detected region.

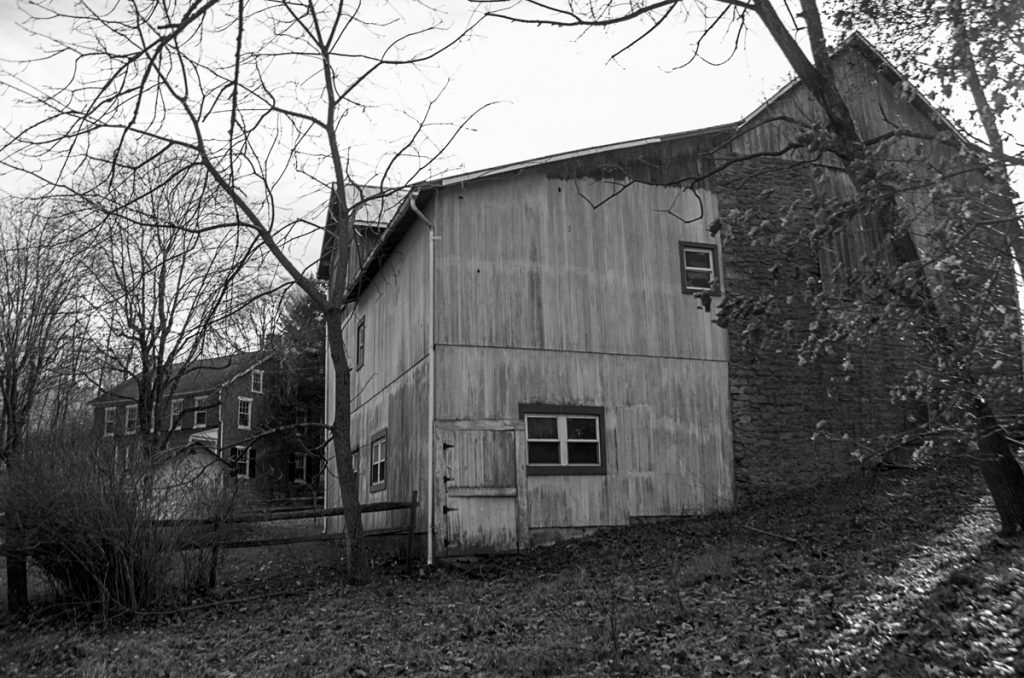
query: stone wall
[{"left": 714, "top": 157, "right": 924, "bottom": 496}]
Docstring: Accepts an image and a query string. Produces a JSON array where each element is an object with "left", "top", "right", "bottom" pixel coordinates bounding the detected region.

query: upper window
[
  {"left": 356, "top": 318, "right": 366, "bottom": 370},
  {"left": 193, "top": 396, "right": 207, "bottom": 428},
  {"left": 679, "top": 242, "right": 720, "bottom": 294},
  {"left": 170, "top": 399, "right": 183, "bottom": 430},
  {"left": 238, "top": 397, "right": 252, "bottom": 430},
  {"left": 125, "top": 404, "right": 138, "bottom": 435},
  {"left": 104, "top": 407, "right": 116, "bottom": 437},
  {"left": 369, "top": 432, "right": 386, "bottom": 490},
  {"left": 519, "top": 405, "right": 605, "bottom": 476},
  {"left": 251, "top": 370, "right": 263, "bottom": 394}
]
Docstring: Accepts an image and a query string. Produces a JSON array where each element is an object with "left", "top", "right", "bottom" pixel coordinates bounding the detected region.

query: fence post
[
  {"left": 208, "top": 516, "right": 220, "bottom": 589},
  {"left": 406, "top": 491, "right": 418, "bottom": 574}
]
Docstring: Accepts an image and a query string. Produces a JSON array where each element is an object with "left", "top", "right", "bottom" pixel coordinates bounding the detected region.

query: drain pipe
[{"left": 410, "top": 194, "right": 437, "bottom": 566}]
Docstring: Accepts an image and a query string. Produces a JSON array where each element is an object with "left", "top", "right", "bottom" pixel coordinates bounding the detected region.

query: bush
[{"left": 4, "top": 431, "right": 234, "bottom": 615}]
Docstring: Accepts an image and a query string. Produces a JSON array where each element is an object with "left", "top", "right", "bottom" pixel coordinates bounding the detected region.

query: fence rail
[{"left": 3, "top": 492, "right": 419, "bottom": 610}]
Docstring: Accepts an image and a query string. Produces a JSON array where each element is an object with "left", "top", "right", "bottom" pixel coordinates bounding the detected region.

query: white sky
[{"left": 0, "top": 0, "right": 1016, "bottom": 271}]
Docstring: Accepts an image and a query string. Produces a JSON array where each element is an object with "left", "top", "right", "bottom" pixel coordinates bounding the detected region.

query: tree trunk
[
  {"left": 326, "top": 309, "right": 369, "bottom": 584},
  {"left": 974, "top": 398, "right": 1024, "bottom": 535}
]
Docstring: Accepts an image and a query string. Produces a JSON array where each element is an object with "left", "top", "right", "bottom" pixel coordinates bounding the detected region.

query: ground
[{"left": 1, "top": 459, "right": 1023, "bottom": 677}]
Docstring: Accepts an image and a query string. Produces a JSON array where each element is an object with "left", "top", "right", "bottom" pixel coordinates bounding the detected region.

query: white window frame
[
  {"left": 125, "top": 404, "right": 138, "bottom": 435},
  {"left": 369, "top": 432, "right": 386, "bottom": 490},
  {"left": 170, "top": 398, "right": 183, "bottom": 430},
  {"left": 104, "top": 407, "right": 116, "bottom": 437},
  {"left": 520, "top": 405, "right": 605, "bottom": 476},
  {"left": 237, "top": 397, "right": 252, "bottom": 430},
  {"left": 232, "top": 445, "right": 256, "bottom": 479},
  {"left": 679, "top": 242, "right": 721, "bottom": 294},
  {"left": 193, "top": 396, "right": 207, "bottom": 428},
  {"left": 251, "top": 369, "right": 263, "bottom": 394}
]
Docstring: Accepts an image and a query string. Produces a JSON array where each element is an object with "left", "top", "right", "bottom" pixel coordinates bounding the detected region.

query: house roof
[
  {"left": 91, "top": 351, "right": 267, "bottom": 406},
  {"left": 320, "top": 32, "right": 971, "bottom": 301}
]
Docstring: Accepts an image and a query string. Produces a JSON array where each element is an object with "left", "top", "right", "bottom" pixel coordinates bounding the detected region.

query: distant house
[
  {"left": 317, "top": 35, "right": 1022, "bottom": 557},
  {"left": 91, "top": 351, "right": 320, "bottom": 496}
]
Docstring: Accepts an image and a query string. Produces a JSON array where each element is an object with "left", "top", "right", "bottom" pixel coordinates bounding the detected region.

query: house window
[
  {"left": 369, "top": 432, "right": 386, "bottom": 490},
  {"left": 125, "top": 405, "right": 138, "bottom": 434},
  {"left": 356, "top": 318, "right": 366, "bottom": 369},
  {"left": 104, "top": 407, "right": 116, "bottom": 437},
  {"left": 519, "top": 405, "right": 606, "bottom": 476},
  {"left": 170, "top": 399, "right": 183, "bottom": 430},
  {"left": 193, "top": 397, "right": 207, "bottom": 428},
  {"left": 679, "top": 242, "right": 720, "bottom": 294},
  {"left": 232, "top": 446, "right": 256, "bottom": 479},
  {"left": 251, "top": 370, "right": 263, "bottom": 394},
  {"left": 238, "top": 397, "right": 252, "bottom": 430}
]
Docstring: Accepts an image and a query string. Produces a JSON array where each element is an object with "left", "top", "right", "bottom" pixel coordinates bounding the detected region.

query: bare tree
[
  {"left": 485, "top": 0, "right": 1024, "bottom": 533},
  {"left": 2, "top": 0, "right": 482, "bottom": 582},
  {"left": 73, "top": 148, "right": 268, "bottom": 453},
  {"left": 0, "top": 194, "right": 86, "bottom": 611}
]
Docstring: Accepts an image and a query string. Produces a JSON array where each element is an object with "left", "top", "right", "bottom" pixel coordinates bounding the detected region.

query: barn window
[
  {"left": 519, "top": 405, "right": 606, "bottom": 476},
  {"left": 369, "top": 432, "right": 386, "bottom": 491},
  {"left": 679, "top": 242, "right": 721, "bottom": 294},
  {"left": 356, "top": 317, "right": 366, "bottom": 369}
]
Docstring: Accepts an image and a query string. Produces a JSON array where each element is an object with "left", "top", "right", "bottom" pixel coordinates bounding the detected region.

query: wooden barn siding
[
  {"left": 434, "top": 345, "right": 734, "bottom": 527},
  {"left": 434, "top": 174, "right": 726, "bottom": 361},
  {"left": 326, "top": 212, "right": 432, "bottom": 536}
]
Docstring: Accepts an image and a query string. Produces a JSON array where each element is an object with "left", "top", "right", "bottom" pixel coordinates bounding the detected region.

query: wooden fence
[{"left": 3, "top": 492, "right": 418, "bottom": 611}]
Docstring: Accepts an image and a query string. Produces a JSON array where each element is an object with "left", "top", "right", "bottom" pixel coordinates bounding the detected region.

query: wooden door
[{"left": 437, "top": 424, "right": 522, "bottom": 555}]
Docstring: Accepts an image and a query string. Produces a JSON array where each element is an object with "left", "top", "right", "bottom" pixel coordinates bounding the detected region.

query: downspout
[{"left": 410, "top": 194, "right": 437, "bottom": 566}]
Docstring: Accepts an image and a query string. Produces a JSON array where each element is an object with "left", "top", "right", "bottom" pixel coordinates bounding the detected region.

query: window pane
[
  {"left": 566, "top": 417, "right": 597, "bottom": 441},
  {"left": 527, "top": 441, "right": 560, "bottom": 464},
  {"left": 526, "top": 416, "right": 558, "bottom": 439},
  {"left": 684, "top": 249, "right": 712, "bottom": 269},
  {"left": 567, "top": 442, "right": 599, "bottom": 465},
  {"left": 685, "top": 270, "right": 712, "bottom": 290}
]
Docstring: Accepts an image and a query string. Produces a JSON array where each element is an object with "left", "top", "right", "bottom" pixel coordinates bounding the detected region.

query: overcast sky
[{"left": 2, "top": 1, "right": 1015, "bottom": 271}]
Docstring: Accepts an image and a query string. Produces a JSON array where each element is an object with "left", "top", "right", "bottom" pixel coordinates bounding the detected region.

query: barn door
[{"left": 437, "top": 425, "right": 522, "bottom": 555}]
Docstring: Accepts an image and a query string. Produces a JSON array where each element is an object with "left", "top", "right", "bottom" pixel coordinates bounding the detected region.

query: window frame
[
  {"left": 518, "top": 404, "right": 606, "bottom": 476},
  {"left": 237, "top": 396, "right": 252, "bottom": 430},
  {"left": 124, "top": 404, "right": 138, "bottom": 435},
  {"left": 104, "top": 407, "right": 117, "bottom": 437},
  {"left": 170, "top": 398, "right": 183, "bottom": 430},
  {"left": 193, "top": 396, "right": 207, "bottom": 428},
  {"left": 251, "top": 369, "right": 263, "bottom": 394},
  {"left": 369, "top": 430, "right": 386, "bottom": 491},
  {"left": 355, "top": 317, "right": 366, "bottom": 370},
  {"left": 678, "top": 241, "right": 722, "bottom": 295},
  {"left": 232, "top": 445, "right": 256, "bottom": 479}
]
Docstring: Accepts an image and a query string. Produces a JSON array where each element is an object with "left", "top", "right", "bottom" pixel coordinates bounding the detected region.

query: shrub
[{"left": 4, "top": 431, "right": 234, "bottom": 615}]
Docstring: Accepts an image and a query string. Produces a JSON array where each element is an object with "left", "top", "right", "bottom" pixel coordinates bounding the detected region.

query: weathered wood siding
[
  {"left": 432, "top": 168, "right": 732, "bottom": 550},
  {"left": 325, "top": 215, "right": 432, "bottom": 535}
]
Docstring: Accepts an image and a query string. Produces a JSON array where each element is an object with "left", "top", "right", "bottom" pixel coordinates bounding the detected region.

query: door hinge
[{"left": 442, "top": 505, "right": 458, "bottom": 514}]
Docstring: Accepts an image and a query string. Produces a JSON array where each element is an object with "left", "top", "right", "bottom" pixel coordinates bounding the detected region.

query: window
[
  {"left": 125, "top": 405, "right": 138, "bottom": 435},
  {"left": 193, "top": 397, "right": 207, "bottom": 428},
  {"left": 519, "top": 405, "right": 605, "bottom": 476},
  {"left": 232, "top": 446, "right": 256, "bottom": 479},
  {"left": 170, "top": 399, "right": 183, "bottom": 430},
  {"left": 251, "top": 370, "right": 263, "bottom": 394},
  {"left": 369, "top": 432, "right": 386, "bottom": 490},
  {"left": 237, "top": 397, "right": 252, "bottom": 430},
  {"left": 104, "top": 407, "right": 116, "bottom": 437},
  {"left": 679, "top": 242, "right": 720, "bottom": 294},
  {"left": 352, "top": 448, "right": 360, "bottom": 480},
  {"left": 356, "top": 318, "right": 366, "bottom": 369}
]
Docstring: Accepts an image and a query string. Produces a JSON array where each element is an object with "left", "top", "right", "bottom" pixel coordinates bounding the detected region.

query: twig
[{"left": 743, "top": 524, "right": 804, "bottom": 548}]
